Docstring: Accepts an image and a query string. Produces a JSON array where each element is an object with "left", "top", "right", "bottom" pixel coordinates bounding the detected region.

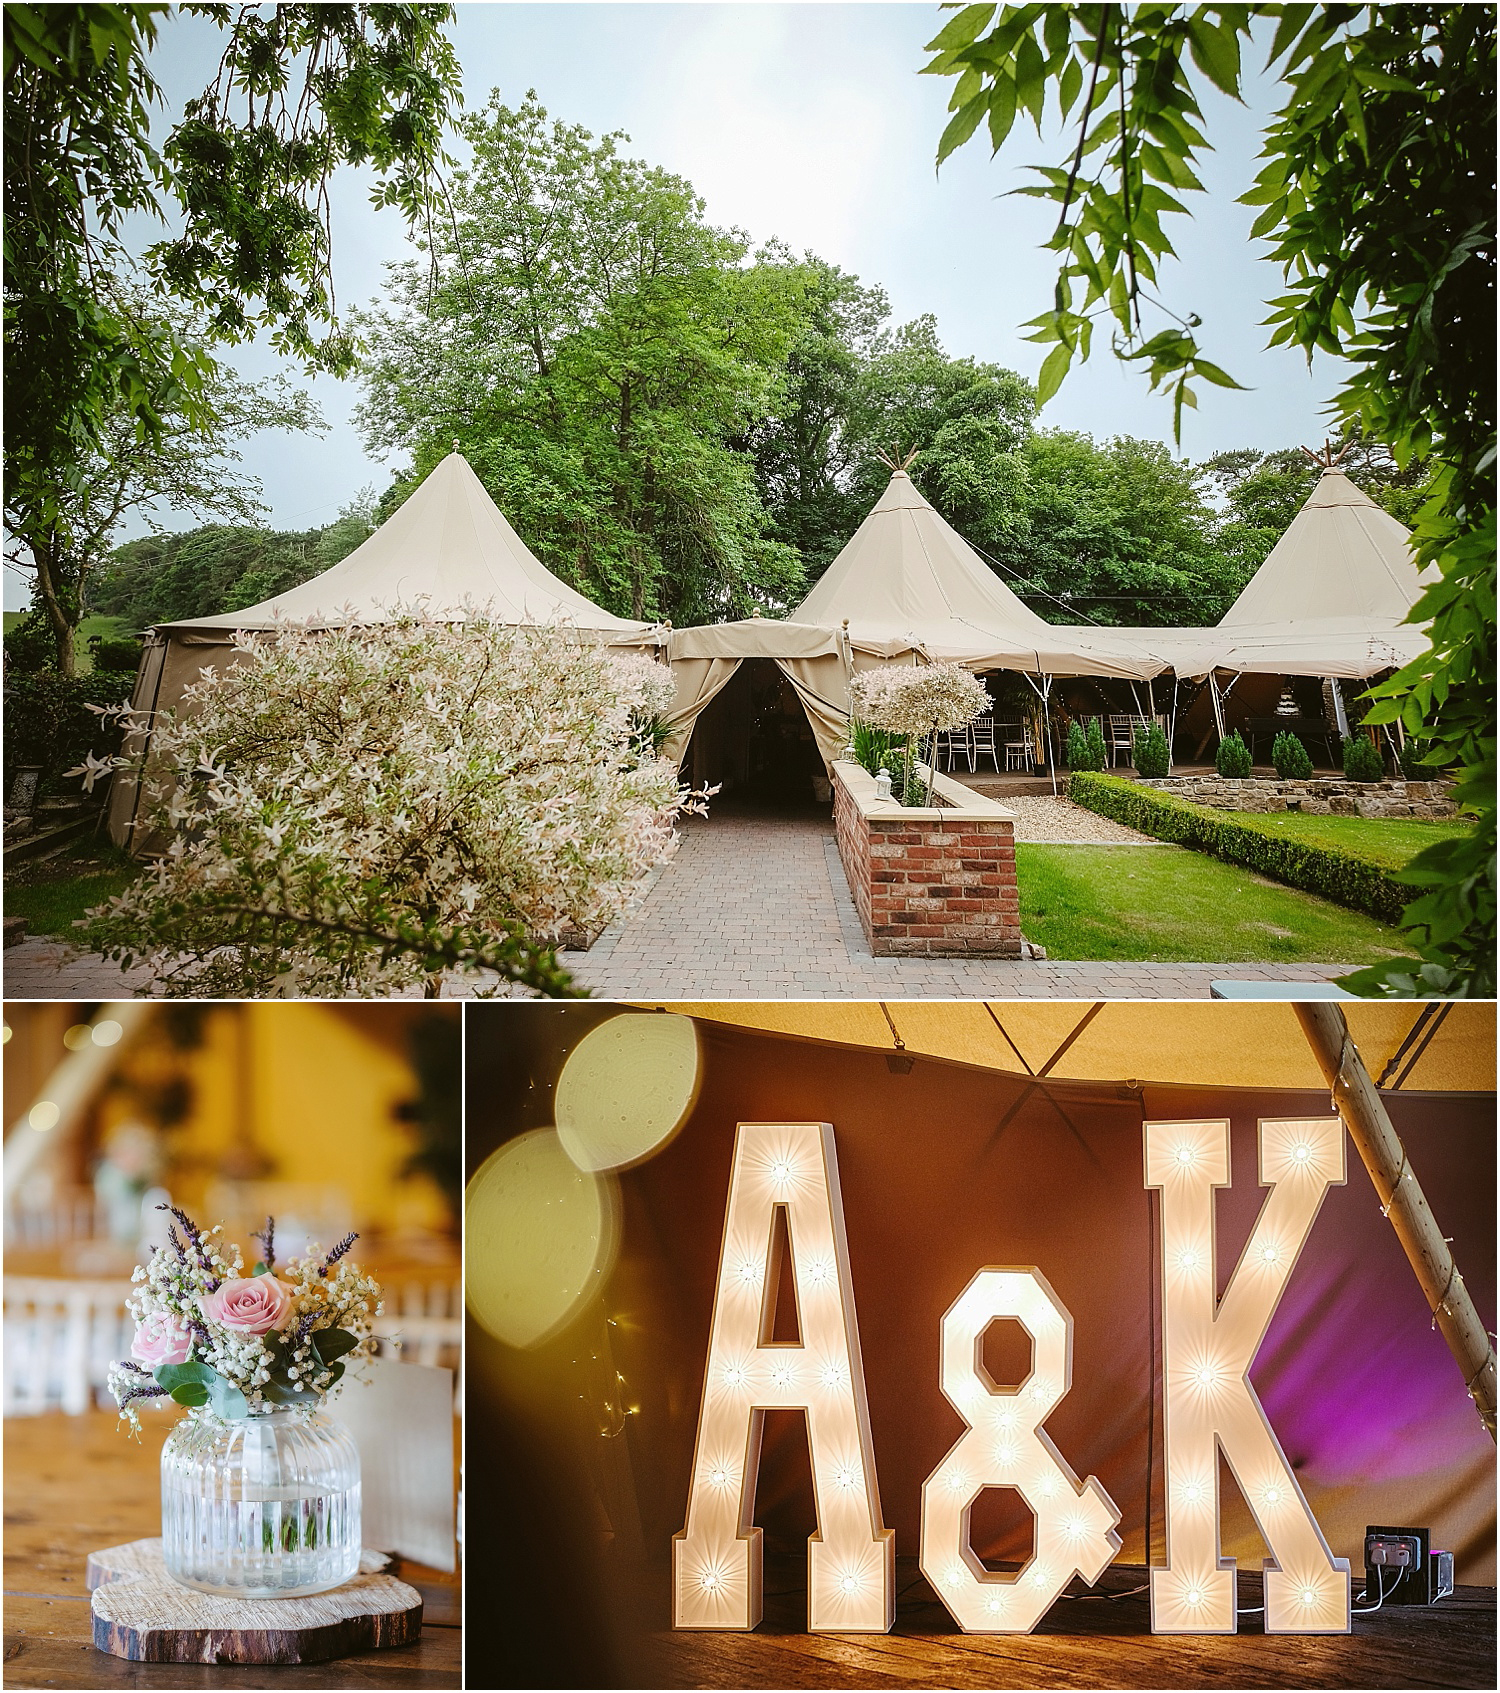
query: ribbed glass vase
[{"left": 161, "top": 1408, "right": 361, "bottom": 1597}]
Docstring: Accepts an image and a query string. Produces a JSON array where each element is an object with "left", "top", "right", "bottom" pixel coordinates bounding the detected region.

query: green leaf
[
  {"left": 1014, "top": 29, "right": 1045, "bottom": 127},
  {"left": 1035, "top": 341, "right": 1073, "bottom": 404},
  {"left": 987, "top": 75, "right": 1019, "bottom": 152},
  {"left": 925, "top": 4, "right": 996, "bottom": 53},
  {"left": 206, "top": 1372, "right": 249, "bottom": 1420},
  {"left": 250, "top": 1260, "right": 268, "bottom": 1276},
  {"left": 310, "top": 1326, "right": 359, "bottom": 1366},
  {"left": 1192, "top": 358, "right": 1247, "bottom": 391},
  {"left": 1185, "top": 16, "right": 1243, "bottom": 96},
  {"left": 1058, "top": 53, "right": 1083, "bottom": 117},
  {"left": 169, "top": 1382, "right": 210, "bottom": 1407},
  {"left": 937, "top": 98, "right": 987, "bottom": 165},
  {"left": 155, "top": 1360, "right": 215, "bottom": 1394}
]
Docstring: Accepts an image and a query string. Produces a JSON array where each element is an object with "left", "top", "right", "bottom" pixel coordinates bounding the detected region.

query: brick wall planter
[
  {"left": 1133, "top": 774, "right": 1456, "bottom": 820},
  {"left": 832, "top": 760, "right": 1022, "bottom": 957}
]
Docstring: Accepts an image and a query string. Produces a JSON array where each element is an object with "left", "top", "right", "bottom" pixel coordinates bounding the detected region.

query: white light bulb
[
  {"left": 1261, "top": 1244, "right": 1279, "bottom": 1264},
  {"left": 1178, "top": 1249, "right": 1200, "bottom": 1271},
  {"left": 1264, "top": 1486, "right": 1282, "bottom": 1507},
  {"left": 724, "top": 1364, "right": 745, "bottom": 1388},
  {"left": 1185, "top": 1587, "right": 1202, "bottom": 1606},
  {"left": 947, "top": 1566, "right": 965, "bottom": 1588},
  {"left": 986, "top": 1596, "right": 1003, "bottom": 1615},
  {"left": 996, "top": 1443, "right": 1018, "bottom": 1468},
  {"left": 701, "top": 1571, "right": 720, "bottom": 1592},
  {"left": 1300, "top": 1586, "right": 1316, "bottom": 1606},
  {"left": 1195, "top": 1365, "right": 1215, "bottom": 1388},
  {"left": 737, "top": 1260, "right": 759, "bottom": 1284},
  {"left": 770, "top": 1363, "right": 792, "bottom": 1388},
  {"left": 709, "top": 1466, "right": 728, "bottom": 1487},
  {"left": 1293, "top": 1144, "right": 1311, "bottom": 1163},
  {"left": 840, "top": 1573, "right": 858, "bottom": 1594},
  {"left": 945, "top": 1471, "right": 966, "bottom": 1492},
  {"left": 771, "top": 1160, "right": 792, "bottom": 1185},
  {"left": 1176, "top": 1145, "right": 1195, "bottom": 1165},
  {"left": 820, "top": 1362, "right": 846, "bottom": 1389},
  {"left": 1181, "top": 1481, "right": 1203, "bottom": 1505},
  {"left": 835, "top": 1465, "right": 859, "bottom": 1491}
]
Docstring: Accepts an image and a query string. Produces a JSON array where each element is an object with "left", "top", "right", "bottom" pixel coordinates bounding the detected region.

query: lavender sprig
[
  {"left": 117, "top": 1359, "right": 152, "bottom": 1377},
  {"left": 119, "top": 1382, "right": 170, "bottom": 1408},
  {"left": 321, "top": 1231, "right": 358, "bottom": 1276},
  {"left": 252, "top": 1215, "right": 276, "bottom": 1271},
  {"left": 156, "top": 1201, "right": 220, "bottom": 1290}
]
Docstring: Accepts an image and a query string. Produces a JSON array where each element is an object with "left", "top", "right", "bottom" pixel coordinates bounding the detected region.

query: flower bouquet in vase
[{"left": 109, "top": 1205, "right": 381, "bottom": 1599}]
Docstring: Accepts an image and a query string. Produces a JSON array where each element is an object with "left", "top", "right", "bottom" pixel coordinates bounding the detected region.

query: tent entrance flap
[{"left": 680, "top": 658, "right": 832, "bottom": 806}]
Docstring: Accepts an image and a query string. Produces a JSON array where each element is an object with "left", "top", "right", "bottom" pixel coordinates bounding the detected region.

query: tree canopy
[
  {"left": 3, "top": 2, "right": 461, "bottom": 634},
  {"left": 355, "top": 92, "right": 808, "bottom": 625}
]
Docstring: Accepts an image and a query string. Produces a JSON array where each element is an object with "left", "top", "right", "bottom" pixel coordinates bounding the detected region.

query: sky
[{"left": 9, "top": 0, "right": 1349, "bottom": 610}]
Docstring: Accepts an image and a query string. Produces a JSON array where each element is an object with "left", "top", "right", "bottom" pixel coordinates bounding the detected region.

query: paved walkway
[{"left": 2, "top": 809, "right": 1353, "bottom": 1002}]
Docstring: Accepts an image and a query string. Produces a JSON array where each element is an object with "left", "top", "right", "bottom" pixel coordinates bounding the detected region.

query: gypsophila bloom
[
  {"left": 73, "top": 609, "right": 707, "bottom": 997},
  {"left": 108, "top": 1208, "right": 381, "bottom": 1438}
]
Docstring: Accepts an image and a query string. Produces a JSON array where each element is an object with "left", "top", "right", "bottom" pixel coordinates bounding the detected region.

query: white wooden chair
[
  {"left": 933, "top": 726, "right": 971, "bottom": 772},
  {"left": 2, "top": 1277, "right": 135, "bottom": 1416},
  {"left": 969, "top": 716, "right": 1000, "bottom": 772},
  {"left": 372, "top": 1280, "right": 462, "bottom": 1372},
  {"left": 1004, "top": 731, "right": 1036, "bottom": 772}
]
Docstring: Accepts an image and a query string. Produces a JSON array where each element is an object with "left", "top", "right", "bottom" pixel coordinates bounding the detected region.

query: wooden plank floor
[
  {"left": 624, "top": 1556, "right": 1496, "bottom": 1689},
  {"left": 3, "top": 1410, "right": 460, "bottom": 1690}
]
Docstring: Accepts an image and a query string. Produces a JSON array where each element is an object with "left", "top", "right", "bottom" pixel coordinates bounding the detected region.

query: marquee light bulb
[
  {"left": 1176, "top": 1145, "right": 1195, "bottom": 1165},
  {"left": 1178, "top": 1249, "right": 1200, "bottom": 1271},
  {"left": 674, "top": 1121, "right": 894, "bottom": 1634},
  {"left": 1145, "top": 1116, "right": 1351, "bottom": 1637},
  {"left": 920, "top": 1268, "right": 1120, "bottom": 1635}
]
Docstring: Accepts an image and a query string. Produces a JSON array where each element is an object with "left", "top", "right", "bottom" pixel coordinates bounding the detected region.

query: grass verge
[
  {"left": 4, "top": 841, "right": 138, "bottom": 937},
  {"left": 1016, "top": 843, "right": 1418, "bottom": 965}
]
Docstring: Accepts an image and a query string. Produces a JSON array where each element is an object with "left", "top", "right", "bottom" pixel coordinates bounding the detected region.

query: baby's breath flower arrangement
[{"left": 108, "top": 1205, "right": 381, "bottom": 1438}]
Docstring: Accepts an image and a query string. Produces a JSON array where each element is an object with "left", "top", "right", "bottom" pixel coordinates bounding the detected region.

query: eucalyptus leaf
[{"left": 310, "top": 1327, "right": 359, "bottom": 1366}]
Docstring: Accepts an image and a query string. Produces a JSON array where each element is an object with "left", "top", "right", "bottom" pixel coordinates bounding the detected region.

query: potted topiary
[
  {"left": 1132, "top": 723, "right": 1170, "bottom": 779},
  {"left": 1271, "top": 730, "right": 1313, "bottom": 780},
  {"left": 1215, "top": 730, "right": 1252, "bottom": 778},
  {"left": 1343, "top": 734, "right": 1385, "bottom": 782}
]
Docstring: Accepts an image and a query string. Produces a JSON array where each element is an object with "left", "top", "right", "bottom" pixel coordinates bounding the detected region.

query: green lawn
[
  {"left": 4, "top": 842, "right": 138, "bottom": 936},
  {"left": 1016, "top": 843, "right": 1417, "bottom": 964},
  {"left": 1217, "top": 809, "right": 1469, "bottom": 871},
  {"left": 3, "top": 612, "right": 137, "bottom": 673}
]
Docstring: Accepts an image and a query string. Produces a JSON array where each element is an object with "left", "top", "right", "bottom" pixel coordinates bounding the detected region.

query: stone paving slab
[{"left": 1, "top": 811, "right": 1358, "bottom": 1002}]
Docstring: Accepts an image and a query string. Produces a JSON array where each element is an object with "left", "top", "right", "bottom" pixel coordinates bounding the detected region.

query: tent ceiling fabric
[
  {"left": 650, "top": 1003, "right": 1495, "bottom": 1094},
  {"left": 790, "top": 469, "right": 1165, "bottom": 680},
  {"left": 155, "top": 451, "right": 654, "bottom": 640}
]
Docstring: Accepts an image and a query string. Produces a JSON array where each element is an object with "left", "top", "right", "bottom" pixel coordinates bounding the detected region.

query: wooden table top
[
  {"left": 3, "top": 1408, "right": 460, "bottom": 1689},
  {"left": 616, "top": 1554, "right": 1496, "bottom": 1690}
]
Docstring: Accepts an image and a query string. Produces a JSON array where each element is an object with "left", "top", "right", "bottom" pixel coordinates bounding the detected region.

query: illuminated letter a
[{"left": 673, "top": 1121, "right": 894, "bottom": 1631}]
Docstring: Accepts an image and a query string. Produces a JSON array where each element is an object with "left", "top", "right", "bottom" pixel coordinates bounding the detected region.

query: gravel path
[{"left": 1004, "top": 796, "right": 1165, "bottom": 845}]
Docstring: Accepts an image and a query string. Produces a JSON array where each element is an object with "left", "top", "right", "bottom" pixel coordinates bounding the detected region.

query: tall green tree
[
  {"left": 355, "top": 93, "right": 807, "bottom": 624},
  {"left": 925, "top": 3, "right": 1495, "bottom": 995},
  {"left": 4, "top": 3, "right": 460, "bottom": 661},
  {"left": 3, "top": 295, "right": 321, "bottom": 671}
]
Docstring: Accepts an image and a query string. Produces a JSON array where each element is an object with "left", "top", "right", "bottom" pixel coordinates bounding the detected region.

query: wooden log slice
[
  {"left": 86, "top": 1538, "right": 392, "bottom": 1590},
  {"left": 87, "top": 1539, "right": 421, "bottom": 1664}
]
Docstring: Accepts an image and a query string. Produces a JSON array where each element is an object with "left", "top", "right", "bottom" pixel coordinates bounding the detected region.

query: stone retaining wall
[
  {"left": 832, "top": 761, "right": 1022, "bottom": 956},
  {"left": 1134, "top": 774, "right": 1456, "bottom": 819}
]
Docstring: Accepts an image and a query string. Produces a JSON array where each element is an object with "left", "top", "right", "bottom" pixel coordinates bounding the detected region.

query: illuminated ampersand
[
  {"left": 1145, "top": 1117, "right": 1351, "bottom": 1634},
  {"left": 919, "top": 1268, "right": 1122, "bottom": 1633},
  {"left": 673, "top": 1121, "right": 894, "bottom": 1632}
]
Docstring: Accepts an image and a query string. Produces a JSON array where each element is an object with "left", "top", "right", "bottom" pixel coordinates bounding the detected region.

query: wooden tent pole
[{"left": 1295, "top": 1003, "right": 1497, "bottom": 1439}]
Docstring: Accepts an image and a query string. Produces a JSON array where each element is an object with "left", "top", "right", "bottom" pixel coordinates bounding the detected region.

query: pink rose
[
  {"left": 199, "top": 1272, "right": 295, "bottom": 1336},
  {"left": 131, "top": 1312, "right": 193, "bottom": 1368}
]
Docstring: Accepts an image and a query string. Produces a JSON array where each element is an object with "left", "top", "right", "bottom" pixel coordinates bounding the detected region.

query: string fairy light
[{"left": 1144, "top": 1117, "right": 1352, "bottom": 1635}]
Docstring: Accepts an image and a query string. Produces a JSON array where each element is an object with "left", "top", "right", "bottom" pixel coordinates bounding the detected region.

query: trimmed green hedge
[{"left": 1067, "top": 772, "right": 1409, "bottom": 924}]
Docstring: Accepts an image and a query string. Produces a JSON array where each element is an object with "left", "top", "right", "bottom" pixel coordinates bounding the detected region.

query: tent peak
[{"left": 1299, "top": 439, "right": 1353, "bottom": 471}]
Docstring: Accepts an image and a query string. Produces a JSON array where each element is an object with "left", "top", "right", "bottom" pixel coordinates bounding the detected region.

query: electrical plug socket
[{"left": 1364, "top": 1525, "right": 1445, "bottom": 1605}]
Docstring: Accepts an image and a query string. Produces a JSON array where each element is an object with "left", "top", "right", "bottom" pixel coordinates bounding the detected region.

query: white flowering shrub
[
  {"left": 848, "top": 662, "right": 989, "bottom": 805},
  {"left": 108, "top": 1206, "right": 380, "bottom": 1438},
  {"left": 73, "top": 613, "right": 697, "bottom": 996},
  {"left": 854, "top": 662, "right": 990, "bottom": 738}
]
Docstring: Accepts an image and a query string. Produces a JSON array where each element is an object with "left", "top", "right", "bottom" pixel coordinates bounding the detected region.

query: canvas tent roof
[
  {"left": 1100, "top": 469, "right": 1433, "bottom": 679},
  {"left": 792, "top": 469, "right": 1164, "bottom": 680},
  {"left": 663, "top": 1001, "right": 1494, "bottom": 1094},
  {"left": 156, "top": 451, "right": 654, "bottom": 640}
]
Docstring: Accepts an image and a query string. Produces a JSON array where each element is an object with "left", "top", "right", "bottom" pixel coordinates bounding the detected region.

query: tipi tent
[
  {"left": 658, "top": 467, "right": 1169, "bottom": 780},
  {"left": 793, "top": 468, "right": 1165, "bottom": 679},
  {"left": 1100, "top": 466, "right": 1433, "bottom": 682},
  {"left": 107, "top": 451, "right": 660, "bottom": 848}
]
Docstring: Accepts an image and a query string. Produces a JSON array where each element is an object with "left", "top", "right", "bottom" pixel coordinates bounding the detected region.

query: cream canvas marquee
[
  {"left": 1099, "top": 468, "right": 1433, "bottom": 681},
  {"left": 106, "top": 451, "right": 660, "bottom": 849},
  {"left": 792, "top": 469, "right": 1166, "bottom": 680},
  {"left": 656, "top": 468, "right": 1171, "bottom": 779}
]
